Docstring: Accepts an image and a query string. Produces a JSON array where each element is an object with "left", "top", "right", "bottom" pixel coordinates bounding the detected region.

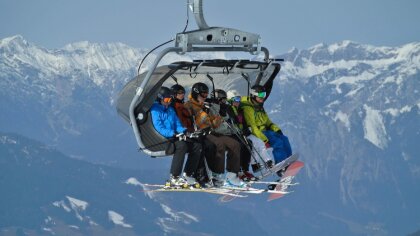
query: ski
[
  {"left": 141, "top": 185, "right": 247, "bottom": 197},
  {"left": 267, "top": 160, "right": 304, "bottom": 201},
  {"left": 247, "top": 180, "right": 299, "bottom": 186}
]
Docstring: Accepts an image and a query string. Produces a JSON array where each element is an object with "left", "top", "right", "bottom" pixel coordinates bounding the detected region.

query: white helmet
[{"left": 226, "top": 90, "right": 240, "bottom": 99}]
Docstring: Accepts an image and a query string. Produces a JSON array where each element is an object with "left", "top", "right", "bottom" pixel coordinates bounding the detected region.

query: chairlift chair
[{"left": 116, "top": 0, "right": 282, "bottom": 157}]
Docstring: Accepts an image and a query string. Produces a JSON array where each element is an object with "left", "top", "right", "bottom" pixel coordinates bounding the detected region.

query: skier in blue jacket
[{"left": 150, "top": 86, "right": 202, "bottom": 188}]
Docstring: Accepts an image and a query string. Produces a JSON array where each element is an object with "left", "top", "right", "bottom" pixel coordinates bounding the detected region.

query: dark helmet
[
  {"left": 250, "top": 85, "right": 267, "bottom": 100},
  {"left": 157, "top": 86, "right": 172, "bottom": 101},
  {"left": 170, "top": 84, "right": 185, "bottom": 95},
  {"left": 211, "top": 89, "right": 227, "bottom": 100},
  {"left": 191, "top": 82, "right": 209, "bottom": 99}
]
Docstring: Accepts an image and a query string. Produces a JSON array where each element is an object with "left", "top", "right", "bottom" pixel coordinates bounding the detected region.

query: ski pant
[
  {"left": 205, "top": 134, "right": 241, "bottom": 174},
  {"left": 263, "top": 130, "right": 292, "bottom": 163},
  {"left": 170, "top": 140, "right": 202, "bottom": 177},
  {"left": 228, "top": 136, "right": 252, "bottom": 172},
  {"left": 193, "top": 138, "right": 215, "bottom": 182}
]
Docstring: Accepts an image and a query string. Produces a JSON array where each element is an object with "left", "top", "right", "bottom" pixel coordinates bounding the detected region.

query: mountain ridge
[{"left": 1, "top": 35, "right": 419, "bottom": 235}]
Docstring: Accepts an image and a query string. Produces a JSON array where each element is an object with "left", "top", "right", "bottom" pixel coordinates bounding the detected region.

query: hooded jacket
[
  {"left": 240, "top": 96, "right": 281, "bottom": 143},
  {"left": 172, "top": 99, "right": 194, "bottom": 132},
  {"left": 150, "top": 102, "right": 186, "bottom": 138},
  {"left": 184, "top": 94, "right": 222, "bottom": 130}
]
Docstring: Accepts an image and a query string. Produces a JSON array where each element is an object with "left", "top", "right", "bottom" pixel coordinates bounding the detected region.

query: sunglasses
[
  {"left": 163, "top": 97, "right": 172, "bottom": 103},
  {"left": 176, "top": 91, "right": 185, "bottom": 95}
]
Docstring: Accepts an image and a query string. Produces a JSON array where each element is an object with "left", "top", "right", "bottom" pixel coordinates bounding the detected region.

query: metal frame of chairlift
[{"left": 127, "top": 0, "right": 275, "bottom": 157}]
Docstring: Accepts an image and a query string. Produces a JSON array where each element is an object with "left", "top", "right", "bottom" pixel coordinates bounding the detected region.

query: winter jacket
[
  {"left": 240, "top": 96, "right": 281, "bottom": 143},
  {"left": 172, "top": 99, "right": 194, "bottom": 132},
  {"left": 184, "top": 94, "right": 222, "bottom": 130},
  {"left": 229, "top": 104, "right": 245, "bottom": 130},
  {"left": 150, "top": 102, "right": 186, "bottom": 138},
  {"left": 209, "top": 103, "right": 234, "bottom": 136}
]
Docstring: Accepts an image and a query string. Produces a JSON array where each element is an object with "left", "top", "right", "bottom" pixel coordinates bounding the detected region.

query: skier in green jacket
[{"left": 240, "top": 85, "right": 292, "bottom": 175}]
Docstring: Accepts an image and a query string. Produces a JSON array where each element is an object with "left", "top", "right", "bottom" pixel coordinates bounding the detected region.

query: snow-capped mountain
[
  {"left": 1, "top": 35, "right": 419, "bottom": 235},
  {"left": 263, "top": 40, "right": 420, "bottom": 235},
  {"left": 0, "top": 132, "right": 267, "bottom": 235}
]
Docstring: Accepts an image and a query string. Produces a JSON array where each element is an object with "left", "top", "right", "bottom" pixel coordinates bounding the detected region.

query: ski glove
[
  {"left": 203, "top": 102, "right": 211, "bottom": 113},
  {"left": 186, "top": 131, "right": 201, "bottom": 139},
  {"left": 265, "top": 141, "right": 271, "bottom": 149},
  {"left": 175, "top": 133, "right": 186, "bottom": 141}
]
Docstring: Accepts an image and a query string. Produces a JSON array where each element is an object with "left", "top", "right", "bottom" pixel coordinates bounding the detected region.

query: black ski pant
[
  {"left": 205, "top": 134, "right": 241, "bottom": 174},
  {"left": 170, "top": 140, "right": 202, "bottom": 177},
  {"left": 229, "top": 136, "right": 252, "bottom": 172},
  {"left": 193, "top": 138, "right": 216, "bottom": 182}
]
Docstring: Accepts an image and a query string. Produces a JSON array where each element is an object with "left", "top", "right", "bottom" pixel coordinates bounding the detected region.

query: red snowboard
[{"left": 267, "top": 161, "right": 304, "bottom": 201}]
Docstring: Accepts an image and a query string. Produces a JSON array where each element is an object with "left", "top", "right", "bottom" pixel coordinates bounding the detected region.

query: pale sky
[{"left": 1, "top": 0, "right": 419, "bottom": 54}]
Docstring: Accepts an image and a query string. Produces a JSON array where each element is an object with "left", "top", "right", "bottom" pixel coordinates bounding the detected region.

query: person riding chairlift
[
  {"left": 226, "top": 90, "right": 257, "bottom": 181},
  {"left": 240, "top": 85, "right": 293, "bottom": 177},
  {"left": 170, "top": 84, "right": 214, "bottom": 185},
  {"left": 150, "top": 86, "right": 202, "bottom": 188},
  {"left": 184, "top": 83, "right": 247, "bottom": 188}
]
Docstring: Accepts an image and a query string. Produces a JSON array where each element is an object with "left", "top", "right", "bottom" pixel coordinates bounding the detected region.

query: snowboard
[
  {"left": 258, "top": 153, "right": 299, "bottom": 179},
  {"left": 267, "top": 160, "right": 304, "bottom": 201}
]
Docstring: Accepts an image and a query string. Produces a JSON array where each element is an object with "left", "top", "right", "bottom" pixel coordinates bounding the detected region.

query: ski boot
[
  {"left": 211, "top": 173, "right": 225, "bottom": 188},
  {"left": 239, "top": 171, "right": 258, "bottom": 182},
  {"left": 276, "top": 164, "right": 290, "bottom": 178},
  {"left": 165, "top": 175, "right": 188, "bottom": 189},
  {"left": 183, "top": 173, "right": 201, "bottom": 189},
  {"left": 224, "top": 172, "right": 247, "bottom": 189},
  {"left": 251, "top": 163, "right": 261, "bottom": 172}
]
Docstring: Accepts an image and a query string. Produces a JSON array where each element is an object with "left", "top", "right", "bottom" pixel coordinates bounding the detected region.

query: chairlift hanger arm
[{"left": 179, "top": 0, "right": 265, "bottom": 57}]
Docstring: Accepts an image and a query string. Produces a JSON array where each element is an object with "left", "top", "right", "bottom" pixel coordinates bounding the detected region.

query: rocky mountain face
[{"left": 1, "top": 35, "right": 419, "bottom": 235}]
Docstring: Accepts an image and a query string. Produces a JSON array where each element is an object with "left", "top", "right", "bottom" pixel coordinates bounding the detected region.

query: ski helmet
[
  {"left": 250, "top": 85, "right": 267, "bottom": 101},
  {"left": 191, "top": 82, "right": 209, "bottom": 99},
  {"left": 227, "top": 90, "right": 241, "bottom": 103},
  {"left": 170, "top": 84, "right": 185, "bottom": 95},
  {"left": 226, "top": 90, "right": 239, "bottom": 99},
  {"left": 157, "top": 86, "right": 172, "bottom": 102},
  {"left": 211, "top": 89, "right": 227, "bottom": 102}
]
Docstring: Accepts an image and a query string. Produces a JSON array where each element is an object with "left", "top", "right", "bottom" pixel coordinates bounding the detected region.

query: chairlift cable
[{"left": 136, "top": 0, "right": 190, "bottom": 85}]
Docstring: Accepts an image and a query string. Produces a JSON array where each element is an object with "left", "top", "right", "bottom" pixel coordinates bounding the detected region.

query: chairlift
[{"left": 116, "top": 0, "right": 282, "bottom": 157}]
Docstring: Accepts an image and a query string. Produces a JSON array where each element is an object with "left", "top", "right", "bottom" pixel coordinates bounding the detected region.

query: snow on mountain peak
[{"left": 0, "top": 35, "right": 29, "bottom": 48}]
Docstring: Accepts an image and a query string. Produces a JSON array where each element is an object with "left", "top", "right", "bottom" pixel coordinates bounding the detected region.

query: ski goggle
[
  {"left": 256, "top": 91, "right": 266, "bottom": 98},
  {"left": 176, "top": 90, "right": 185, "bottom": 95},
  {"left": 163, "top": 97, "right": 172, "bottom": 103},
  {"left": 232, "top": 96, "right": 241, "bottom": 102}
]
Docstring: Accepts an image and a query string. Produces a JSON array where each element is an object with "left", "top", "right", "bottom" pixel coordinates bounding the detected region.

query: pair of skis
[
  {"left": 142, "top": 183, "right": 289, "bottom": 198},
  {"left": 141, "top": 154, "right": 304, "bottom": 202}
]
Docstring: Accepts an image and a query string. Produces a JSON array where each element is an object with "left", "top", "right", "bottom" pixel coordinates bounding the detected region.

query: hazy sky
[{"left": 1, "top": 0, "right": 419, "bottom": 54}]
